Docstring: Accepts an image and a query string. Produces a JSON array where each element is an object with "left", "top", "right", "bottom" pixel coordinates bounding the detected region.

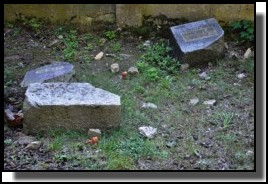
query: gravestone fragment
[
  {"left": 20, "top": 62, "right": 75, "bottom": 87},
  {"left": 23, "top": 83, "right": 121, "bottom": 134},
  {"left": 170, "top": 18, "right": 224, "bottom": 66}
]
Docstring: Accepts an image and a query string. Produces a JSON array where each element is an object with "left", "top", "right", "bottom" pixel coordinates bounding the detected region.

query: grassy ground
[{"left": 4, "top": 18, "right": 254, "bottom": 170}]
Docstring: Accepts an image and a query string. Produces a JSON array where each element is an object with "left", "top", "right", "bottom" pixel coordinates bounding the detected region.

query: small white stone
[
  {"left": 189, "top": 98, "right": 199, "bottom": 106},
  {"left": 199, "top": 72, "right": 210, "bottom": 80},
  {"left": 237, "top": 73, "right": 246, "bottom": 79},
  {"left": 110, "top": 63, "right": 119, "bottom": 73},
  {"left": 141, "top": 102, "right": 157, "bottom": 109},
  {"left": 233, "top": 83, "right": 241, "bottom": 86},
  {"left": 139, "top": 126, "right": 157, "bottom": 138},
  {"left": 243, "top": 48, "right": 252, "bottom": 59},
  {"left": 246, "top": 150, "right": 254, "bottom": 156},
  {"left": 203, "top": 100, "right": 216, "bottom": 105},
  {"left": 143, "top": 40, "right": 151, "bottom": 47},
  {"left": 94, "top": 52, "right": 104, "bottom": 60},
  {"left": 58, "top": 35, "right": 63, "bottom": 39}
]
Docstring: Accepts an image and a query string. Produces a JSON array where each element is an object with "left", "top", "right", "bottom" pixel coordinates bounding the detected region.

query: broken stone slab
[
  {"left": 170, "top": 18, "right": 224, "bottom": 66},
  {"left": 23, "top": 83, "right": 121, "bottom": 134},
  {"left": 20, "top": 61, "right": 75, "bottom": 87}
]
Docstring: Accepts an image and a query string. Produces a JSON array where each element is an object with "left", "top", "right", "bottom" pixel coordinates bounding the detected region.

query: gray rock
[
  {"left": 180, "top": 63, "right": 189, "bottom": 71},
  {"left": 139, "top": 126, "right": 157, "bottom": 138},
  {"left": 141, "top": 102, "right": 157, "bottom": 109},
  {"left": 128, "top": 66, "right": 139, "bottom": 75},
  {"left": 20, "top": 61, "right": 75, "bottom": 87},
  {"left": 23, "top": 83, "right": 121, "bottom": 134},
  {"left": 203, "top": 100, "right": 216, "bottom": 105},
  {"left": 58, "top": 35, "right": 63, "bottom": 39},
  {"left": 166, "top": 140, "right": 177, "bottom": 148},
  {"left": 199, "top": 72, "right": 210, "bottom": 80},
  {"left": 25, "top": 141, "right": 42, "bottom": 150},
  {"left": 15, "top": 135, "right": 35, "bottom": 145},
  {"left": 170, "top": 18, "right": 224, "bottom": 66},
  {"left": 189, "top": 98, "right": 199, "bottom": 105},
  {"left": 110, "top": 63, "right": 119, "bottom": 73},
  {"left": 88, "top": 129, "right": 101, "bottom": 139}
]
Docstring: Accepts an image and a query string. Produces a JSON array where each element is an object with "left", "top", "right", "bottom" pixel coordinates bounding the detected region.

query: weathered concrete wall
[
  {"left": 116, "top": 4, "right": 255, "bottom": 27},
  {"left": 4, "top": 4, "right": 254, "bottom": 27},
  {"left": 4, "top": 4, "right": 115, "bottom": 26}
]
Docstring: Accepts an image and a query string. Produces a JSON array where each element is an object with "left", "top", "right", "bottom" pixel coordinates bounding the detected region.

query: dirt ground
[{"left": 4, "top": 20, "right": 254, "bottom": 170}]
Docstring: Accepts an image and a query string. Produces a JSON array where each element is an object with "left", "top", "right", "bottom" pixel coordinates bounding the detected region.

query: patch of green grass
[
  {"left": 4, "top": 67, "right": 15, "bottom": 88},
  {"left": 138, "top": 40, "right": 180, "bottom": 74},
  {"left": 47, "top": 129, "right": 87, "bottom": 151},
  {"left": 99, "top": 130, "right": 168, "bottom": 169},
  {"left": 104, "top": 30, "right": 116, "bottom": 40},
  {"left": 212, "top": 112, "right": 234, "bottom": 128},
  {"left": 110, "top": 41, "right": 121, "bottom": 52},
  {"left": 63, "top": 30, "right": 78, "bottom": 61},
  {"left": 231, "top": 20, "right": 254, "bottom": 44}
]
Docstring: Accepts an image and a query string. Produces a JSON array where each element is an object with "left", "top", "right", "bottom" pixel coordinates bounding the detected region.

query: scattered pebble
[
  {"left": 243, "top": 48, "right": 252, "bottom": 59},
  {"left": 88, "top": 129, "right": 101, "bottom": 139},
  {"left": 189, "top": 98, "right": 199, "bottom": 106},
  {"left": 94, "top": 52, "right": 104, "bottom": 60},
  {"left": 237, "top": 73, "right": 246, "bottom": 79},
  {"left": 141, "top": 102, "right": 157, "bottom": 109},
  {"left": 233, "top": 83, "right": 241, "bottom": 86},
  {"left": 110, "top": 63, "right": 119, "bottom": 73},
  {"left": 25, "top": 141, "right": 42, "bottom": 150},
  {"left": 166, "top": 140, "right": 177, "bottom": 148},
  {"left": 139, "top": 126, "right": 157, "bottom": 138},
  {"left": 203, "top": 100, "right": 216, "bottom": 105},
  {"left": 128, "top": 66, "right": 139, "bottom": 75},
  {"left": 246, "top": 150, "right": 254, "bottom": 156},
  {"left": 143, "top": 40, "right": 151, "bottom": 47},
  {"left": 199, "top": 72, "right": 210, "bottom": 80},
  {"left": 18, "top": 62, "right": 24, "bottom": 68},
  {"left": 180, "top": 63, "right": 189, "bottom": 71}
]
